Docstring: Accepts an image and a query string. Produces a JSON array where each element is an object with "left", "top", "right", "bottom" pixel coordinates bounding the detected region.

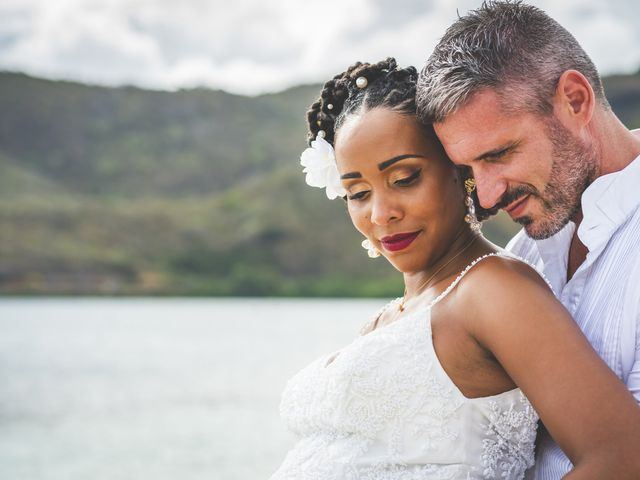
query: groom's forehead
[
  {"left": 433, "top": 90, "right": 538, "bottom": 163},
  {"left": 435, "top": 90, "right": 509, "bottom": 140}
]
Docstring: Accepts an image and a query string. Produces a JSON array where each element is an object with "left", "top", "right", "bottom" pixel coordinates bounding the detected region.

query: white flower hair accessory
[{"left": 300, "top": 135, "right": 347, "bottom": 200}]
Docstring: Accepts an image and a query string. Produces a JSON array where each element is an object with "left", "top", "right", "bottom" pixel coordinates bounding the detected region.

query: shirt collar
[
  {"left": 534, "top": 221, "right": 574, "bottom": 293},
  {"left": 578, "top": 153, "right": 640, "bottom": 253}
]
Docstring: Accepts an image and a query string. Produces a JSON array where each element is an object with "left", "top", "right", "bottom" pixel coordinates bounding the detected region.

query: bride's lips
[{"left": 380, "top": 231, "right": 421, "bottom": 252}]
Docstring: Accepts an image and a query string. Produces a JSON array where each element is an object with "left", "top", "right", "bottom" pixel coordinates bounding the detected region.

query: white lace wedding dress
[{"left": 270, "top": 254, "right": 539, "bottom": 480}]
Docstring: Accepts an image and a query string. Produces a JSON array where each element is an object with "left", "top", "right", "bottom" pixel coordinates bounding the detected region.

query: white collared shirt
[{"left": 507, "top": 154, "right": 640, "bottom": 480}]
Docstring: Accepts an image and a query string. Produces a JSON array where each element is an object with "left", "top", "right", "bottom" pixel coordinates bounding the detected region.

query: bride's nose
[{"left": 369, "top": 192, "right": 403, "bottom": 226}]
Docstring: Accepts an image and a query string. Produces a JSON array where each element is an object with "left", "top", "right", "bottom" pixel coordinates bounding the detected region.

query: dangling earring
[
  {"left": 464, "top": 178, "right": 482, "bottom": 233},
  {"left": 361, "top": 238, "right": 381, "bottom": 258}
]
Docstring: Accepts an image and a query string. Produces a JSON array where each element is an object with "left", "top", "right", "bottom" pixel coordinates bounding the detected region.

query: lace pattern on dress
[
  {"left": 273, "top": 252, "right": 540, "bottom": 480},
  {"left": 481, "top": 392, "right": 538, "bottom": 478}
]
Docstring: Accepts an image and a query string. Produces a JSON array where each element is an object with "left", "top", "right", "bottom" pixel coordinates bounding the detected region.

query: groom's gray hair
[{"left": 417, "top": 0, "right": 610, "bottom": 123}]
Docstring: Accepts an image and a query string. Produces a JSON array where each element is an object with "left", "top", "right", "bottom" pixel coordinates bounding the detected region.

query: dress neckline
[
  {"left": 368, "top": 252, "right": 525, "bottom": 401},
  {"left": 329, "top": 252, "right": 550, "bottom": 371},
  {"left": 363, "top": 253, "right": 505, "bottom": 337}
]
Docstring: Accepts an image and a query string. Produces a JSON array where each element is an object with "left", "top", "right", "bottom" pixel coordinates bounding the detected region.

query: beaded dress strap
[
  {"left": 499, "top": 251, "right": 556, "bottom": 295},
  {"left": 428, "top": 251, "right": 555, "bottom": 310},
  {"left": 426, "top": 253, "right": 500, "bottom": 309},
  {"left": 359, "top": 251, "right": 554, "bottom": 334},
  {"left": 359, "top": 255, "right": 498, "bottom": 334}
]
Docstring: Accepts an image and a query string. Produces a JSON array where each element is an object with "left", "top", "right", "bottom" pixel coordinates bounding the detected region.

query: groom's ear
[{"left": 553, "top": 70, "right": 595, "bottom": 129}]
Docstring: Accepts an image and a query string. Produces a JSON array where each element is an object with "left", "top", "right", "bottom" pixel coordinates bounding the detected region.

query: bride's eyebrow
[
  {"left": 341, "top": 154, "right": 426, "bottom": 179},
  {"left": 378, "top": 154, "right": 426, "bottom": 171},
  {"left": 341, "top": 171, "right": 362, "bottom": 179}
]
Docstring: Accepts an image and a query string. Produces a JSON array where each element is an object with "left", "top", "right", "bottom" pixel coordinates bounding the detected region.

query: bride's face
[{"left": 334, "top": 107, "right": 467, "bottom": 274}]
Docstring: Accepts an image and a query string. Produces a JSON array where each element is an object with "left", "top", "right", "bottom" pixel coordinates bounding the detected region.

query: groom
[{"left": 417, "top": 1, "right": 640, "bottom": 478}]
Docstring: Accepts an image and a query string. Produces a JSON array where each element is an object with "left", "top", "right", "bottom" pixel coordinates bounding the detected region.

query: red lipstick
[{"left": 380, "top": 231, "right": 421, "bottom": 252}]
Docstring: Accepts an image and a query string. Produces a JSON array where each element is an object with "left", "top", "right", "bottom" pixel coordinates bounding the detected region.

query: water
[{"left": 0, "top": 297, "right": 388, "bottom": 480}]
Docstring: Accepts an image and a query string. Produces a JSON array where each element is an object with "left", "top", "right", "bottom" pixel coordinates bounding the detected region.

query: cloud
[
  {"left": 539, "top": 0, "right": 640, "bottom": 74},
  {"left": 0, "top": 0, "right": 638, "bottom": 95}
]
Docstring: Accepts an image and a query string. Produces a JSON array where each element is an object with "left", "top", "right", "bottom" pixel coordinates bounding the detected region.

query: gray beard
[{"left": 521, "top": 117, "right": 598, "bottom": 240}]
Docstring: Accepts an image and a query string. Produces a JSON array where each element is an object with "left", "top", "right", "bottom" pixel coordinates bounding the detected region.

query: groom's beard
[{"left": 495, "top": 116, "right": 598, "bottom": 240}]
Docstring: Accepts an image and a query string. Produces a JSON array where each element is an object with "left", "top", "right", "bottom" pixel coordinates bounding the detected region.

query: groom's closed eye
[{"left": 475, "top": 141, "right": 520, "bottom": 163}]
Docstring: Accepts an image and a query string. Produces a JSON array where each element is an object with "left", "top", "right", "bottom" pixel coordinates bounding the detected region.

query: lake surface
[{"left": 0, "top": 297, "right": 388, "bottom": 480}]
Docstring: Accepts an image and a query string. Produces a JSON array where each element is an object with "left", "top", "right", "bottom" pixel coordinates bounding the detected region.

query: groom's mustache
[{"left": 492, "top": 185, "right": 539, "bottom": 212}]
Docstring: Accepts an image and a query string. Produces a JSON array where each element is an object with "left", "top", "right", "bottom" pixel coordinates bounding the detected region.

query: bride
[{"left": 269, "top": 58, "right": 640, "bottom": 479}]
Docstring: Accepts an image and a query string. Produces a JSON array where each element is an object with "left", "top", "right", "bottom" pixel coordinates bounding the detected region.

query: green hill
[{"left": 1, "top": 71, "right": 638, "bottom": 295}]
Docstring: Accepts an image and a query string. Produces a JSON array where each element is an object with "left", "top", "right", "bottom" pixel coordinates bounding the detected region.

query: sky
[{"left": 0, "top": 0, "right": 639, "bottom": 96}]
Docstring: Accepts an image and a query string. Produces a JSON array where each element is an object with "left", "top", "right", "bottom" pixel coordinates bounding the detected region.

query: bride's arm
[{"left": 460, "top": 256, "right": 640, "bottom": 479}]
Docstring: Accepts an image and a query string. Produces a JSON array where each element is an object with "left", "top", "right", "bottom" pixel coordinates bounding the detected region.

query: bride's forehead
[{"left": 336, "top": 109, "right": 423, "bottom": 150}]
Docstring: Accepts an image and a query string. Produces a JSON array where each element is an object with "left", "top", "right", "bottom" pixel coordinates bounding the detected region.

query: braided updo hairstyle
[
  {"left": 306, "top": 57, "right": 416, "bottom": 146},
  {"left": 305, "top": 57, "right": 492, "bottom": 221}
]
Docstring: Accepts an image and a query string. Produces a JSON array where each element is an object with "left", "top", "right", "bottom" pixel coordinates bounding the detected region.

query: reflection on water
[{"left": 0, "top": 297, "right": 387, "bottom": 480}]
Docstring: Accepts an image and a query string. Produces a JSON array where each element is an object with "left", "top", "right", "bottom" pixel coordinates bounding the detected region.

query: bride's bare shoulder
[
  {"left": 459, "top": 253, "right": 551, "bottom": 296},
  {"left": 447, "top": 253, "right": 559, "bottom": 332}
]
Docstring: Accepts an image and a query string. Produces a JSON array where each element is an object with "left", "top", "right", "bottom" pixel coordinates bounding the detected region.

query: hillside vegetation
[{"left": 1, "top": 71, "right": 638, "bottom": 295}]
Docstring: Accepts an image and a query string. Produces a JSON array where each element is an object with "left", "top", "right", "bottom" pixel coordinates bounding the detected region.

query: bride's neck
[{"left": 403, "top": 228, "right": 483, "bottom": 301}]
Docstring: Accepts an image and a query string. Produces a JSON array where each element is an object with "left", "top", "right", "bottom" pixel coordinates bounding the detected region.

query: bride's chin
[{"left": 386, "top": 257, "right": 420, "bottom": 274}]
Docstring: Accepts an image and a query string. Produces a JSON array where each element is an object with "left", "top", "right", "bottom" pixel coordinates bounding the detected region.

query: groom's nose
[{"left": 474, "top": 170, "right": 508, "bottom": 211}]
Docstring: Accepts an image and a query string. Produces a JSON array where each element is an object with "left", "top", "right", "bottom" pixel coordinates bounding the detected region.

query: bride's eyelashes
[
  {"left": 392, "top": 169, "right": 422, "bottom": 186},
  {"left": 347, "top": 169, "right": 422, "bottom": 201},
  {"left": 348, "top": 190, "right": 370, "bottom": 201}
]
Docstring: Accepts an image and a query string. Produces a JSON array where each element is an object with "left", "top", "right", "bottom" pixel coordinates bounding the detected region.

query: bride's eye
[
  {"left": 394, "top": 169, "right": 421, "bottom": 186},
  {"left": 348, "top": 190, "right": 370, "bottom": 201}
]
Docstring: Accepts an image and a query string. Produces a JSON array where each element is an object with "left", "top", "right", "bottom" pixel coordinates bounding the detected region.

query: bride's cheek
[{"left": 348, "top": 207, "right": 369, "bottom": 235}]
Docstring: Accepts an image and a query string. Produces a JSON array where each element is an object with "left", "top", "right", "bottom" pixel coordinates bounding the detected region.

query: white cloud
[
  {"left": 0, "top": 0, "right": 638, "bottom": 95},
  {"left": 530, "top": 0, "right": 640, "bottom": 75}
]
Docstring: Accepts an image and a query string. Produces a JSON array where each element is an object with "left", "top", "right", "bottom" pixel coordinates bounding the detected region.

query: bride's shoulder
[
  {"left": 461, "top": 251, "right": 550, "bottom": 290},
  {"left": 445, "top": 253, "right": 562, "bottom": 338},
  {"left": 452, "top": 252, "right": 555, "bottom": 310}
]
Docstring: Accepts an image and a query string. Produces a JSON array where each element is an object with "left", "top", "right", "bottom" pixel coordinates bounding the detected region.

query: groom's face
[{"left": 434, "top": 89, "right": 596, "bottom": 240}]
